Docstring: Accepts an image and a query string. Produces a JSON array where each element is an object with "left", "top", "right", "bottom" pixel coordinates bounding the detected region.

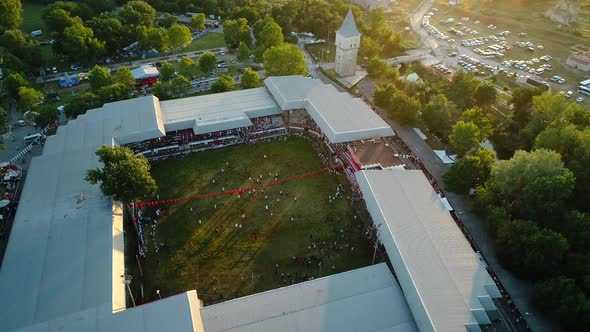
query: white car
[
  {"left": 558, "top": 79, "right": 565, "bottom": 84},
  {"left": 566, "top": 91, "right": 573, "bottom": 98},
  {"left": 577, "top": 97, "right": 584, "bottom": 103},
  {"left": 17, "top": 120, "right": 26, "bottom": 127}
]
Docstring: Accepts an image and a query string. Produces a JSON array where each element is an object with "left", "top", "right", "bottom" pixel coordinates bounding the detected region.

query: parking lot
[{"left": 421, "top": 7, "right": 589, "bottom": 106}]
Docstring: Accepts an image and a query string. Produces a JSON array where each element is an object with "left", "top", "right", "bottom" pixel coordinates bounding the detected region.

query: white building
[{"left": 335, "top": 9, "right": 361, "bottom": 77}]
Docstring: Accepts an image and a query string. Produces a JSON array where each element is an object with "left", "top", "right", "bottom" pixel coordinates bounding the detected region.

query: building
[
  {"left": 566, "top": 51, "right": 590, "bottom": 72},
  {"left": 0, "top": 75, "right": 504, "bottom": 332},
  {"left": 335, "top": 9, "right": 361, "bottom": 77}
]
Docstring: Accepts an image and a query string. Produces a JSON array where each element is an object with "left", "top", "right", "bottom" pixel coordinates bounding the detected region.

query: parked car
[
  {"left": 566, "top": 91, "right": 573, "bottom": 98},
  {"left": 16, "top": 120, "right": 26, "bottom": 127},
  {"left": 577, "top": 97, "right": 584, "bottom": 103}
]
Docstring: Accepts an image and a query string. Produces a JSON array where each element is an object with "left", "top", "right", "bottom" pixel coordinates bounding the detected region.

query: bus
[
  {"left": 24, "top": 133, "right": 46, "bottom": 145},
  {"left": 578, "top": 85, "right": 590, "bottom": 97}
]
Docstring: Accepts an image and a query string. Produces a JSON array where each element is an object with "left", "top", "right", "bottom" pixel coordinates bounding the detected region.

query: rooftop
[
  {"left": 356, "top": 169, "right": 502, "bottom": 332},
  {"left": 337, "top": 9, "right": 361, "bottom": 38}
]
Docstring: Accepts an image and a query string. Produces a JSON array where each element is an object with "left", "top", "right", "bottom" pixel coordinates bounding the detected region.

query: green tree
[
  {"left": 373, "top": 83, "right": 396, "bottom": 108},
  {"left": 263, "top": 43, "right": 307, "bottom": 76},
  {"left": 190, "top": 13, "right": 206, "bottom": 30},
  {"left": 212, "top": 74, "right": 235, "bottom": 93},
  {"left": 488, "top": 149, "right": 575, "bottom": 224},
  {"left": 496, "top": 220, "right": 569, "bottom": 279},
  {"left": 88, "top": 65, "right": 113, "bottom": 92},
  {"left": 64, "top": 92, "right": 100, "bottom": 118},
  {"left": 240, "top": 68, "right": 261, "bottom": 89},
  {"left": 159, "top": 61, "right": 174, "bottom": 82},
  {"left": 533, "top": 276, "right": 588, "bottom": 327},
  {"left": 34, "top": 105, "right": 59, "bottom": 127},
  {"left": 459, "top": 107, "right": 493, "bottom": 140},
  {"left": 258, "top": 17, "right": 283, "bottom": 50},
  {"left": 359, "top": 36, "right": 382, "bottom": 61},
  {"left": 169, "top": 75, "right": 192, "bottom": 97},
  {"left": 0, "top": 0, "right": 23, "bottom": 33},
  {"left": 534, "top": 124, "right": 581, "bottom": 162},
  {"left": 60, "top": 22, "right": 106, "bottom": 63},
  {"left": 199, "top": 52, "right": 216, "bottom": 74},
  {"left": 120, "top": 0, "right": 156, "bottom": 27},
  {"left": 473, "top": 80, "right": 498, "bottom": 107},
  {"left": 443, "top": 148, "right": 496, "bottom": 194},
  {"left": 0, "top": 30, "right": 30, "bottom": 55},
  {"left": 387, "top": 90, "right": 420, "bottom": 125},
  {"left": 231, "top": 5, "right": 260, "bottom": 25},
  {"left": 85, "top": 145, "right": 157, "bottom": 203},
  {"left": 445, "top": 71, "right": 478, "bottom": 110},
  {"left": 223, "top": 18, "right": 252, "bottom": 48},
  {"left": 237, "top": 41, "right": 251, "bottom": 61},
  {"left": 167, "top": 24, "right": 191, "bottom": 50},
  {"left": 114, "top": 66, "right": 136, "bottom": 96},
  {"left": 0, "top": 107, "right": 8, "bottom": 130},
  {"left": 150, "top": 81, "right": 170, "bottom": 100},
  {"left": 140, "top": 27, "right": 168, "bottom": 52},
  {"left": 421, "top": 94, "right": 457, "bottom": 139},
  {"left": 18, "top": 87, "right": 43, "bottom": 112},
  {"left": 449, "top": 121, "right": 481, "bottom": 156},
  {"left": 366, "top": 57, "right": 399, "bottom": 82},
  {"left": 43, "top": 9, "right": 80, "bottom": 36},
  {"left": 87, "top": 14, "right": 127, "bottom": 54},
  {"left": 4, "top": 72, "right": 29, "bottom": 99},
  {"left": 178, "top": 57, "right": 196, "bottom": 78},
  {"left": 159, "top": 13, "right": 177, "bottom": 28},
  {"left": 509, "top": 86, "right": 543, "bottom": 129}
]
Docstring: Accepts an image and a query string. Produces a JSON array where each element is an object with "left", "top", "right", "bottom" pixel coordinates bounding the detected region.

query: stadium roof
[
  {"left": 356, "top": 169, "right": 502, "bottom": 332},
  {"left": 201, "top": 263, "right": 418, "bottom": 332},
  {"left": 337, "top": 9, "right": 361, "bottom": 38},
  {"left": 159, "top": 87, "right": 281, "bottom": 133},
  {"left": 265, "top": 76, "right": 394, "bottom": 143}
]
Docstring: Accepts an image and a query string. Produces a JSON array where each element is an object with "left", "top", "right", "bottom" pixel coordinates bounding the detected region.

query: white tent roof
[
  {"left": 201, "top": 263, "right": 417, "bottom": 332},
  {"left": 356, "top": 169, "right": 502, "bottom": 332},
  {"left": 264, "top": 76, "right": 394, "bottom": 143},
  {"left": 159, "top": 87, "right": 281, "bottom": 133},
  {"left": 131, "top": 65, "right": 160, "bottom": 80},
  {"left": 0, "top": 96, "right": 166, "bottom": 331}
]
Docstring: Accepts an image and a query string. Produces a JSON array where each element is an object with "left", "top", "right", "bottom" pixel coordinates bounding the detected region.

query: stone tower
[{"left": 335, "top": 9, "right": 361, "bottom": 77}]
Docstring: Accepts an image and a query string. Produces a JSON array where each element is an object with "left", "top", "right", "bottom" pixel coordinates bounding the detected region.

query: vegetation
[
  {"left": 211, "top": 74, "right": 235, "bottom": 93},
  {"left": 133, "top": 137, "right": 373, "bottom": 304},
  {"left": 85, "top": 145, "right": 157, "bottom": 204},
  {"left": 240, "top": 68, "right": 261, "bottom": 89},
  {"left": 263, "top": 43, "right": 307, "bottom": 76}
]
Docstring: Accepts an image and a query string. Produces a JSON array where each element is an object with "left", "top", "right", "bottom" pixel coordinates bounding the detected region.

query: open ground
[{"left": 128, "top": 136, "right": 375, "bottom": 305}]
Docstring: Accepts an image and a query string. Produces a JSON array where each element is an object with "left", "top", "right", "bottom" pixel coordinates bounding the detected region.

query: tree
[
  {"left": 509, "top": 86, "right": 543, "bottom": 129},
  {"left": 387, "top": 90, "right": 420, "bottom": 125},
  {"left": 18, "top": 87, "right": 43, "bottom": 112},
  {"left": 34, "top": 105, "right": 59, "bottom": 127},
  {"left": 445, "top": 71, "right": 478, "bottom": 110},
  {"left": 178, "top": 57, "right": 196, "bottom": 78},
  {"left": 87, "top": 14, "right": 127, "bottom": 54},
  {"left": 241, "top": 68, "right": 261, "bottom": 89},
  {"left": 212, "top": 74, "right": 235, "bottom": 93},
  {"left": 258, "top": 17, "right": 283, "bottom": 50},
  {"left": 237, "top": 41, "right": 251, "bottom": 61},
  {"left": 223, "top": 18, "right": 252, "bottom": 48},
  {"left": 150, "top": 81, "right": 170, "bottom": 100},
  {"left": 359, "top": 36, "right": 382, "bottom": 60},
  {"left": 459, "top": 107, "right": 493, "bottom": 140},
  {"left": 487, "top": 149, "right": 575, "bottom": 224},
  {"left": 496, "top": 220, "right": 568, "bottom": 279},
  {"left": 43, "top": 9, "right": 80, "bottom": 36},
  {"left": 159, "top": 61, "right": 174, "bottom": 82},
  {"left": 4, "top": 72, "right": 29, "bottom": 99},
  {"left": 231, "top": 6, "right": 260, "bottom": 25},
  {"left": 473, "top": 80, "right": 497, "bottom": 107},
  {"left": 140, "top": 27, "right": 168, "bottom": 52},
  {"left": 0, "top": 107, "right": 8, "bottom": 130},
  {"left": 263, "top": 43, "right": 307, "bottom": 76},
  {"left": 449, "top": 121, "right": 481, "bottom": 156},
  {"left": 60, "top": 22, "right": 105, "bottom": 63},
  {"left": 88, "top": 65, "right": 113, "bottom": 92},
  {"left": 534, "top": 124, "right": 581, "bottom": 162},
  {"left": 114, "top": 66, "right": 136, "bottom": 96},
  {"left": 167, "top": 24, "right": 191, "bottom": 50},
  {"left": 199, "top": 52, "right": 216, "bottom": 74},
  {"left": 533, "top": 276, "right": 588, "bottom": 327},
  {"left": 120, "top": 0, "right": 156, "bottom": 27},
  {"left": 443, "top": 148, "right": 496, "bottom": 194},
  {"left": 366, "top": 57, "right": 399, "bottom": 82},
  {"left": 190, "top": 13, "right": 206, "bottom": 30},
  {"left": 421, "top": 94, "right": 457, "bottom": 139},
  {"left": 373, "top": 83, "right": 397, "bottom": 108},
  {"left": 85, "top": 145, "right": 157, "bottom": 203},
  {"left": 64, "top": 92, "right": 100, "bottom": 118},
  {"left": 169, "top": 75, "right": 192, "bottom": 97},
  {"left": 0, "top": 30, "right": 30, "bottom": 55},
  {"left": 159, "top": 13, "right": 177, "bottom": 28},
  {"left": 0, "top": 0, "right": 23, "bottom": 33}
]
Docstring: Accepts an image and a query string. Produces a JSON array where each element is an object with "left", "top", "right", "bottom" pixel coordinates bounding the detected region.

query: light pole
[
  {"left": 123, "top": 274, "right": 136, "bottom": 307},
  {"left": 156, "top": 289, "right": 162, "bottom": 299},
  {"left": 371, "top": 224, "right": 382, "bottom": 265}
]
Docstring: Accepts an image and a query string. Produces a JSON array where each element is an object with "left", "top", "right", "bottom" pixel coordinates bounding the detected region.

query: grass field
[
  {"left": 132, "top": 137, "right": 374, "bottom": 305},
  {"left": 21, "top": 3, "right": 45, "bottom": 33},
  {"left": 182, "top": 32, "right": 226, "bottom": 53}
]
